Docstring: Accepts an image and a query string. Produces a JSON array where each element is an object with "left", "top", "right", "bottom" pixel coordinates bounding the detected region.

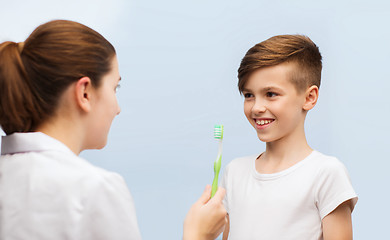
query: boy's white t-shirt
[{"left": 221, "top": 150, "right": 357, "bottom": 240}]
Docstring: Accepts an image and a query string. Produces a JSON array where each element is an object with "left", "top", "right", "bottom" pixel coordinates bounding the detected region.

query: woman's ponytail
[{"left": 0, "top": 41, "right": 40, "bottom": 134}]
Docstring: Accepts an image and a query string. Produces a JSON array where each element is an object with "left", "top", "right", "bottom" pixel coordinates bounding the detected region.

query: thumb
[
  {"left": 197, "top": 185, "right": 212, "bottom": 204},
  {"left": 209, "top": 187, "right": 226, "bottom": 203}
]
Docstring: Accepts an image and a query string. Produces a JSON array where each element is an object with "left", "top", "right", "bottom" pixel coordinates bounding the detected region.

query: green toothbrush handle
[{"left": 211, "top": 154, "right": 222, "bottom": 198}]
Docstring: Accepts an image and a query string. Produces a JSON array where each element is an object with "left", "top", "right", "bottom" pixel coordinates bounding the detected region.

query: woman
[{"left": 0, "top": 20, "right": 226, "bottom": 240}]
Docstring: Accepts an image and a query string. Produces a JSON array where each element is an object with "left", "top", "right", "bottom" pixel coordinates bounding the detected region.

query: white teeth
[{"left": 256, "top": 119, "right": 272, "bottom": 126}]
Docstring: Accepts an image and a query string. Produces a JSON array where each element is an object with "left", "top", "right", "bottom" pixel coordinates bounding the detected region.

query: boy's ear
[
  {"left": 303, "top": 85, "right": 319, "bottom": 111},
  {"left": 75, "top": 77, "right": 93, "bottom": 113}
]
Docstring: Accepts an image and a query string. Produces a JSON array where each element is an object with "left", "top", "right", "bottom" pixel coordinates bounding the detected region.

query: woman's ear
[
  {"left": 303, "top": 85, "right": 319, "bottom": 111},
  {"left": 75, "top": 77, "right": 93, "bottom": 112}
]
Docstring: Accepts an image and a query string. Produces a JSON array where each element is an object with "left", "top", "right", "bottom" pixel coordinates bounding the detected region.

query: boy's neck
[{"left": 256, "top": 125, "right": 312, "bottom": 174}]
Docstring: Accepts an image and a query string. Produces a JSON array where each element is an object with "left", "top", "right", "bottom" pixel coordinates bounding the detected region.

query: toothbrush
[{"left": 211, "top": 124, "right": 224, "bottom": 198}]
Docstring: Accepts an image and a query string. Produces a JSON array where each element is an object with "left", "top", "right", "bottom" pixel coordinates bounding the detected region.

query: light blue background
[{"left": 1, "top": 1, "right": 389, "bottom": 239}]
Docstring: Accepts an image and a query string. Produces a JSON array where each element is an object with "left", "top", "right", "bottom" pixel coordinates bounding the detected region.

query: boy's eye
[
  {"left": 243, "top": 93, "right": 254, "bottom": 98},
  {"left": 266, "top": 92, "right": 278, "bottom": 97}
]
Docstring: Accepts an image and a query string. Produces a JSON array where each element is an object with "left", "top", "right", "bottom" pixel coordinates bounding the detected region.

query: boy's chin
[{"left": 257, "top": 134, "right": 275, "bottom": 143}]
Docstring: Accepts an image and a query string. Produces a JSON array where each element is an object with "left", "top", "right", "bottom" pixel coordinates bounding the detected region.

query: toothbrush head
[{"left": 214, "top": 124, "right": 224, "bottom": 140}]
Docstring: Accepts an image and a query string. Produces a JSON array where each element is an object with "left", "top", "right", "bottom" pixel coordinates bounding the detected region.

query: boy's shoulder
[
  {"left": 223, "top": 154, "right": 258, "bottom": 176},
  {"left": 309, "top": 151, "right": 351, "bottom": 181},
  {"left": 309, "top": 150, "right": 347, "bottom": 171},
  {"left": 226, "top": 154, "right": 258, "bottom": 167}
]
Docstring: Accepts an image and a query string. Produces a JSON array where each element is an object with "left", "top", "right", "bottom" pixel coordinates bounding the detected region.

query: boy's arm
[
  {"left": 222, "top": 214, "right": 229, "bottom": 240},
  {"left": 322, "top": 200, "right": 353, "bottom": 240}
]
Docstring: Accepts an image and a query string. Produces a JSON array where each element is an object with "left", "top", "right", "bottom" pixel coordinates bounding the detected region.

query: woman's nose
[{"left": 116, "top": 104, "right": 121, "bottom": 115}]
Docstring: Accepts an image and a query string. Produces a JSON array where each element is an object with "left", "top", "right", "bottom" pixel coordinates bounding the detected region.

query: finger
[{"left": 197, "top": 185, "right": 212, "bottom": 204}]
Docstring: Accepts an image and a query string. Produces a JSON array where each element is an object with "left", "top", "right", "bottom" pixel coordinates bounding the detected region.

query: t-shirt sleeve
[
  {"left": 80, "top": 172, "right": 142, "bottom": 240},
  {"left": 315, "top": 158, "right": 358, "bottom": 219}
]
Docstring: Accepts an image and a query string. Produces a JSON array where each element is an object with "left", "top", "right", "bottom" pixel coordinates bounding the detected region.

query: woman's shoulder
[{"left": 27, "top": 149, "right": 128, "bottom": 197}]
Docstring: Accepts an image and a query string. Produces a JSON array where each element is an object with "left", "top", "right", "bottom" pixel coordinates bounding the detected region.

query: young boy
[{"left": 221, "top": 35, "right": 357, "bottom": 240}]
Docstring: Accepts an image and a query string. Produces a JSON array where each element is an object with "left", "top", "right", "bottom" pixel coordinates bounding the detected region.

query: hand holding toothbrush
[{"left": 183, "top": 185, "right": 227, "bottom": 240}]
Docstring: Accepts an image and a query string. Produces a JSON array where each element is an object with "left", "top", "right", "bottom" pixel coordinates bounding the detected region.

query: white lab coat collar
[{"left": 1, "top": 132, "right": 75, "bottom": 156}]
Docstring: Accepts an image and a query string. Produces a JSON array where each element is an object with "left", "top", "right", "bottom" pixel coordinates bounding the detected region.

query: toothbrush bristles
[{"left": 214, "top": 124, "right": 224, "bottom": 140}]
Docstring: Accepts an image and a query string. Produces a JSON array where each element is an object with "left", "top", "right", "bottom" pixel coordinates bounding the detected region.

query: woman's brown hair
[{"left": 0, "top": 20, "right": 116, "bottom": 135}]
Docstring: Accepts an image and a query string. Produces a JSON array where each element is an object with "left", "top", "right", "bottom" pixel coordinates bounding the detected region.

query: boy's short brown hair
[{"left": 238, "top": 35, "right": 322, "bottom": 93}]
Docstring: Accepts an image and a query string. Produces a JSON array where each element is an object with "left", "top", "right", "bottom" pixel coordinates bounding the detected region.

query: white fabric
[
  {"left": 0, "top": 132, "right": 142, "bottom": 240},
  {"left": 221, "top": 150, "right": 357, "bottom": 240}
]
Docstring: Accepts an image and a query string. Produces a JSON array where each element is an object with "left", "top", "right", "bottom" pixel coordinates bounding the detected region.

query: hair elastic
[{"left": 18, "top": 42, "right": 25, "bottom": 53}]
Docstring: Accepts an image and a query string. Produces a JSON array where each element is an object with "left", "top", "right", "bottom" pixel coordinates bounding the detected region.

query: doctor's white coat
[{"left": 0, "top": 132, "right": 142, "bottom": 240}]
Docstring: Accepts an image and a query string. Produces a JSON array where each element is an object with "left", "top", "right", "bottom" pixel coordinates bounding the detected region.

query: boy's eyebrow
[
  {"left": 242, "top": 86, "right": 284, "bottom": 92},
  {"left": 263, "top": 86, "right": 282, "bottom": 91}
]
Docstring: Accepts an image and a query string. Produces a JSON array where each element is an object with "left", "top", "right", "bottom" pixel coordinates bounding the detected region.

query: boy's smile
[
  {"left": 242, "top": 62, "right": 307, "bottom": 143},
  {"left": 255, "top": 118, "right": 275, "bottom": 129}
]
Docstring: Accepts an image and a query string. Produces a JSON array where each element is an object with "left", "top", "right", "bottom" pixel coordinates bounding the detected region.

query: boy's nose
[{"left": 252, "top": 101, "right": 266, "bottom": 114}]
